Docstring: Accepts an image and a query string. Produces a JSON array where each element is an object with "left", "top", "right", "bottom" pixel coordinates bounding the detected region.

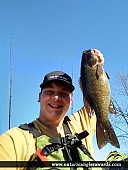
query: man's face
[{"left": 39, "top": 81, "right": 72, "bottom": 125}]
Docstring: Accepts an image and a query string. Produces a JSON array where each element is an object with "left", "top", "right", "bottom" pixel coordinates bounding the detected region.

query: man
[{"left": 0, "top": 49, "right": 104, "bottom": 169}]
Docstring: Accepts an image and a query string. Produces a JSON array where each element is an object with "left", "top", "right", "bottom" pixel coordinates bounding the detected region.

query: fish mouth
[
  {"left": 82, "top": 50, "right": 98, "bottom": 66},
  {"left": 86, "top": 56, "right": 98, "bottom": 67}
]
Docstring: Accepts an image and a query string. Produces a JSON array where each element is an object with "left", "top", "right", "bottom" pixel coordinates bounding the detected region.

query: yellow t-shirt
[{"left": 0, "top": 107, "right": 96, "bottom": 169}]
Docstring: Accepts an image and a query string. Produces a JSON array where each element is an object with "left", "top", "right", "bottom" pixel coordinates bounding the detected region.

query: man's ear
[{"left": 38, "top": 92, "right": 41, "bottom": 102}]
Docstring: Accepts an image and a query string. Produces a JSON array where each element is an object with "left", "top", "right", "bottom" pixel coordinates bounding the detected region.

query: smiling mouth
[{"left": 48, "top": 103, "right": 63, "bottom": 109}]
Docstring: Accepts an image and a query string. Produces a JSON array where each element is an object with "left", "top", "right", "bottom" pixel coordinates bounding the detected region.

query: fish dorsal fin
[
  {"left": 78, "top": 77, "right": 83, "bottom": 92},
  {"left": 96, "top": 64, "right": 104, "bottom": 79}
]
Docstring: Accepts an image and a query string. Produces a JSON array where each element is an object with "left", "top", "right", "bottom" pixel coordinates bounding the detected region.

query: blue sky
[{"left": 0, "top": 0, "right": 128, "bottom": 161}]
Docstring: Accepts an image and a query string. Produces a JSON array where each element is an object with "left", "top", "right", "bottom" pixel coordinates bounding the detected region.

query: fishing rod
[
  {"left": 8, "top": 34, "right": 13, "bottom": 129},
  {"left": 71, "top": 45, "right": 74, "bottom": 114}
]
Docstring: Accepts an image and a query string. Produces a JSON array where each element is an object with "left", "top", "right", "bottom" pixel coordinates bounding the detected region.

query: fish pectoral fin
[
  {"left": 96, "top": 64, "right": 104, "bottom": 79},
  {"left": 109, "top": 99, "right": 116, "bottom": 114}
]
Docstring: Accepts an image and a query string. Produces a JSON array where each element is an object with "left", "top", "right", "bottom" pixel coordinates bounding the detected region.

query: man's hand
[{"left": 93, "top": 49, "right": 104, "bottom": 65}]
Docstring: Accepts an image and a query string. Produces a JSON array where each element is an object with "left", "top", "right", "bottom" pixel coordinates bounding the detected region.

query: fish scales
[
  {"left": 80, "top": 49, "right": 120, "bottom": 149},
  {"left": 81, "top": 63, "right": 110, "bottom": 122}
]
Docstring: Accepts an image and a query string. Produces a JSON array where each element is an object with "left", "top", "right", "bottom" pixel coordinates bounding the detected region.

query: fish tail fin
[{"left": 96, "top": 120, "right": 120, "bottom": 149}]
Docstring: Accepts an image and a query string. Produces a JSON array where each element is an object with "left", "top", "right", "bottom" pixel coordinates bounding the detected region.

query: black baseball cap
[{"left": 40, "top": 71, "right": 75, "bottom": 92}]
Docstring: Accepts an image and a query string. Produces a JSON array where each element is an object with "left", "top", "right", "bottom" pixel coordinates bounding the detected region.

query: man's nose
[{"left": 52, "top": 93, "right": 62, "bottom": 100}]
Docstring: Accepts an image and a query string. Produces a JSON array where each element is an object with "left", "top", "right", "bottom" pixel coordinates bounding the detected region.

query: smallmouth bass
[{"left": 80, "top": 49, "right": 120, "bottom": 149}]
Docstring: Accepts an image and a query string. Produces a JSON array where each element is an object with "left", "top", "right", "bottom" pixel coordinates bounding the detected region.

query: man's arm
[{"left": 0, "top": 128, "right": 35, "bottom": 170}]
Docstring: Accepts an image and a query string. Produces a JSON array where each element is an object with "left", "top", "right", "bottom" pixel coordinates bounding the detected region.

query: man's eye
[
  {"left": 46, "top": 91, "right": 53, "bottom": 95},
  {"left": 61, "top": 93, "right": 69, "bottom": 97}
]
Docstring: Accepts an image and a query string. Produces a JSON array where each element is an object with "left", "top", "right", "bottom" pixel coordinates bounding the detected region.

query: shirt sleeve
[
  {"left": 0, "top": 128, "right": 35, "bottom": 170},
  {"left": 69, "top": 106, "right": 96, "bottom": 159}
]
